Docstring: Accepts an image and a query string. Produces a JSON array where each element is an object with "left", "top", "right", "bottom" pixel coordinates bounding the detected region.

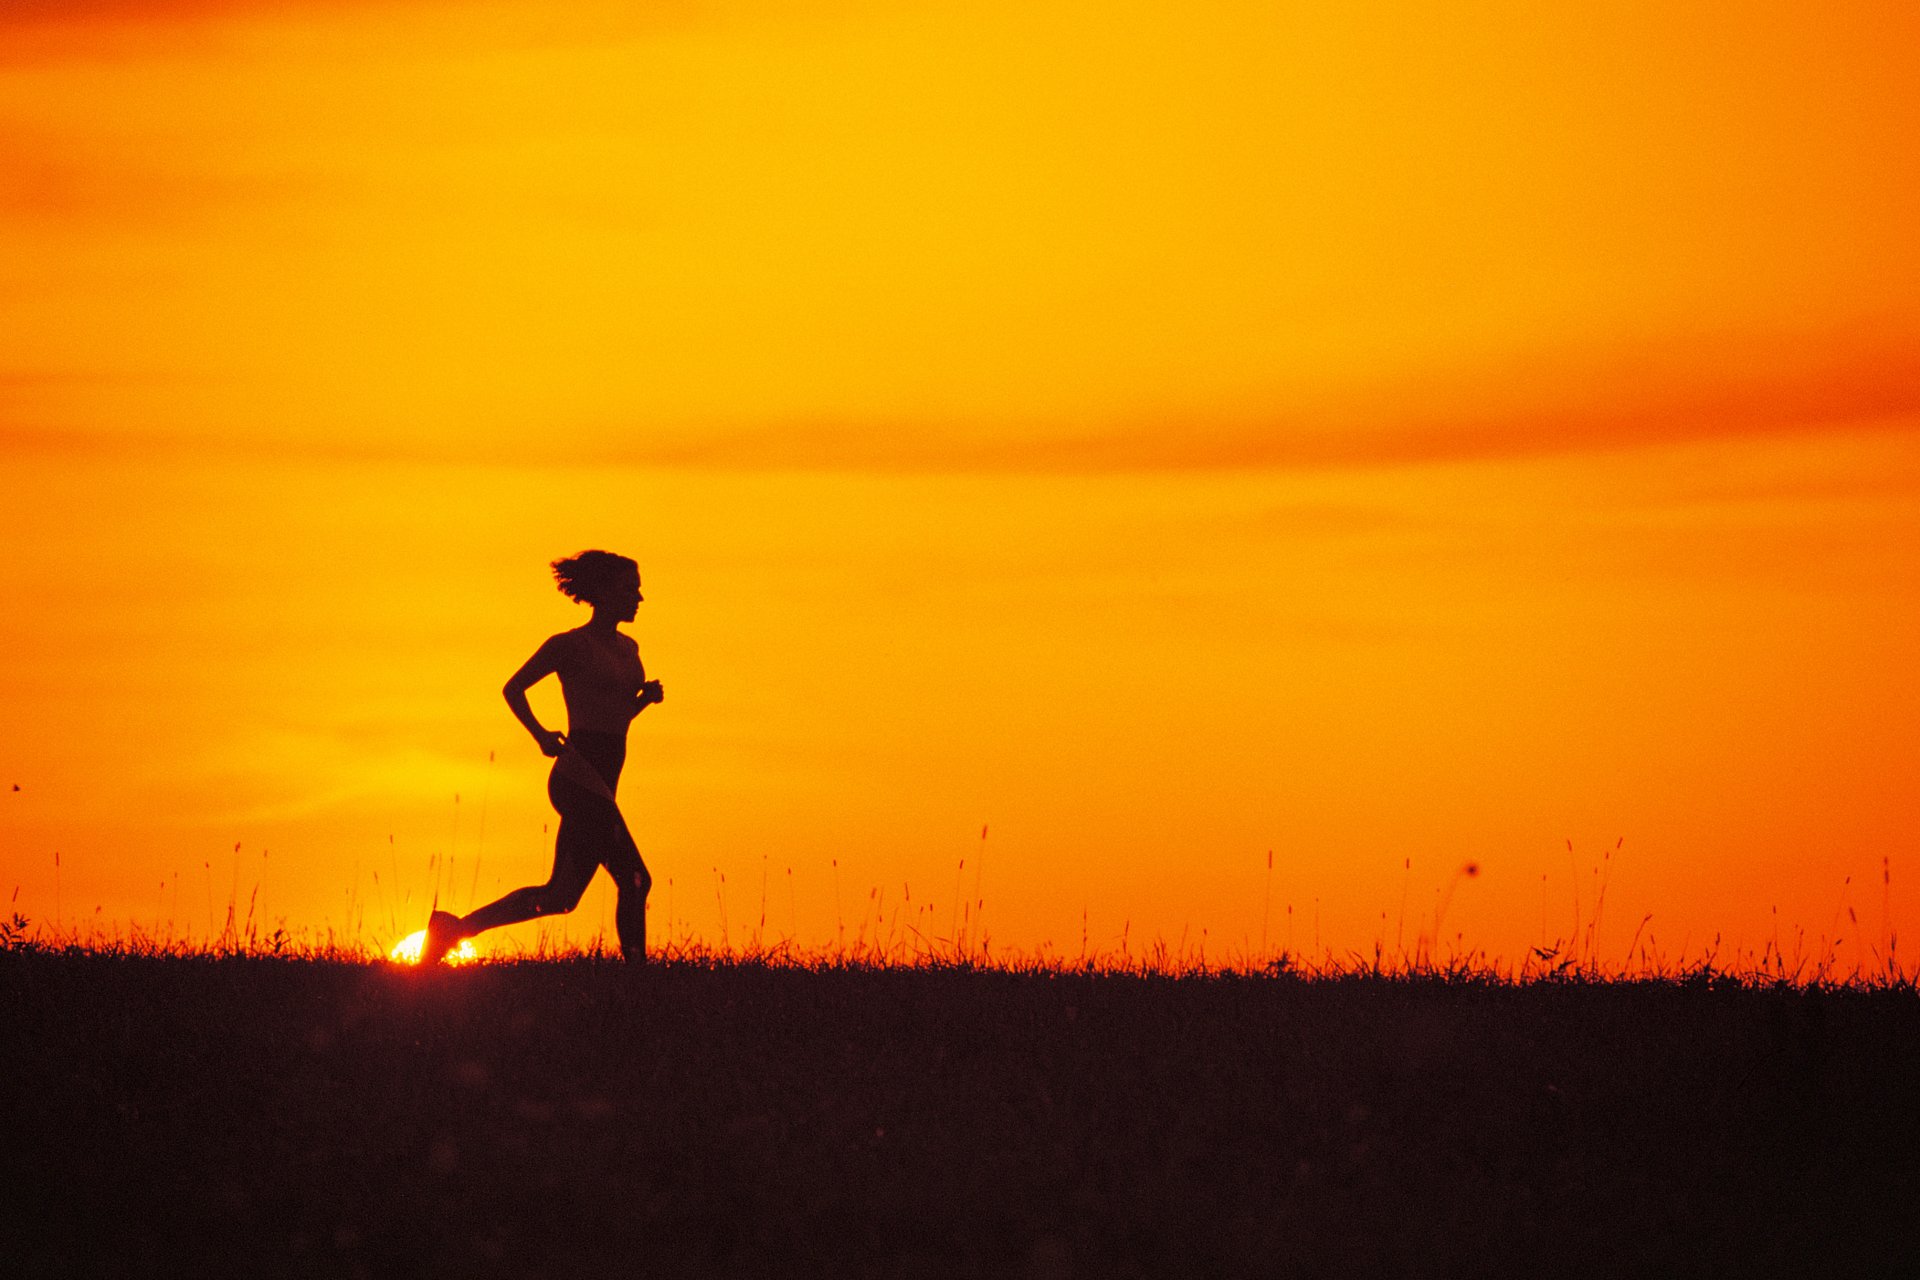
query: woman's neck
[{"left": 584, "top": 611, "right": 622, "bottom": 634}]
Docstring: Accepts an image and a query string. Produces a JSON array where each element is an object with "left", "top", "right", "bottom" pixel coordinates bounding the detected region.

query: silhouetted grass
[
  {"left": 3, "top": 944, "right": 1916, "bottom": 1279},
  {"left": 8, "top": 907, "right": 1910, "bottom": 989},
  {"left": 23, "top": 841, "right": 1904, "bottom": 987}
]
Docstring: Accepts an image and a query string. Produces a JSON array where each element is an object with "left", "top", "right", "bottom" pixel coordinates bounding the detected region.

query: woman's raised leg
[{"left": 454, "top": 815, "right": 598, "bottom": 940}]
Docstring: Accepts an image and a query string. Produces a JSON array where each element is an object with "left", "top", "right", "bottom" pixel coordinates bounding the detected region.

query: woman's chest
[{"left": 565, "top": 634, "right": 643, "bottom": 691}]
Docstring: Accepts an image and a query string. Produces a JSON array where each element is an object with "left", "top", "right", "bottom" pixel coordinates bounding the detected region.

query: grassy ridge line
[
  {"left": 3, "top": 952, "right": 1918, "bottom": 1278},
  {"left": 4, "top": 918, "right": 1913, "bottom": 987}
]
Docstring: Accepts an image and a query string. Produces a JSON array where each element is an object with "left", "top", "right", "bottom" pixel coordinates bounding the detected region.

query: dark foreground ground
[{"left": 3, "top": 953, "right": 1916, "bottom": 1279}]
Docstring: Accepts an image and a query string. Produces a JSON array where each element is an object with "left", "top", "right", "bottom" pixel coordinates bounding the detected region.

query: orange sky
[{"left": 3, "top": 0, "right": 1917, "bottom": 969}]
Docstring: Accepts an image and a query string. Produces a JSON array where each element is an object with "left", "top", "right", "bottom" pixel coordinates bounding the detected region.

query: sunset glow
[
  {"left": 3, "top": 1, "right": 1917, "bottom": 971},
  {"left": 388, "top": 929, "right": 478, "bottom": 966}
]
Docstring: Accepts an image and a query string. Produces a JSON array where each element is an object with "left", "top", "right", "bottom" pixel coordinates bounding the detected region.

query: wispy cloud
[
  {"left": 9, "top": 324, "right": 1915, "bottom": 476},
  {"left": 0, "top": 0, "right": 433, "bottom": 27},
  {"left": 0, "top": 139, "right": 331, "bottom": 232},
  {"left": 5, "top": 1, "right": 1915, "bottom": 478},
  {"left": 615, "top": 324, "right": 1920, "bottom": 473},
  {"left": 1055, "top": 334, "right": 1920, "bottom": 473},
  {"left": 0, "top": 0, "right": 716, "bottom": 60}
]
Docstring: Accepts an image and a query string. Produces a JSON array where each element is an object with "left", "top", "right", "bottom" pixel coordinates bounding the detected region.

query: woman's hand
[
  {"left": 637, "top": 680, "right": 665, "bottom": 712},
  {"left": 534, "top": 727, "right": 567, "bottom": 757}
]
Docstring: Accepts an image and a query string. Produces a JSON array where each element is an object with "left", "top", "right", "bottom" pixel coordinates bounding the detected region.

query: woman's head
[{"left": 551, "top": 550, "right": 641, "bottom": 614}]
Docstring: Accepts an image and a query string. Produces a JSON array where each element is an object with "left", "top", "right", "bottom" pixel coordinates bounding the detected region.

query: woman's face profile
[{"left": 607, "top": 570, "right": 643, "bottom": 622}]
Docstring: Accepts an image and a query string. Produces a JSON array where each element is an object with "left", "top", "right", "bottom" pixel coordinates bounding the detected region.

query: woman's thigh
[{"left": 552, "top": 777, "right": 644, "bottom": 883}]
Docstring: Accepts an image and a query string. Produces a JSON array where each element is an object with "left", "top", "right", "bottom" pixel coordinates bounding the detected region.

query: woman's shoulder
[{"left": 540, "top": 627, "right": 590, "bottom": 659}]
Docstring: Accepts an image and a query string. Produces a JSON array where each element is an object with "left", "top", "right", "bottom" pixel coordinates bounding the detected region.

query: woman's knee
[
  {"left": 616, "top": 862, "right": 651, "bottom": 902},
  {"left": 528, "top": 879, "right": 588, "bottom": 916}
]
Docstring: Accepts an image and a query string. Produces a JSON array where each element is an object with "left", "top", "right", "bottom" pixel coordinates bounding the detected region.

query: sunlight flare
[{"left": 389, "top": 930, "right": 477, "bottom": 966}]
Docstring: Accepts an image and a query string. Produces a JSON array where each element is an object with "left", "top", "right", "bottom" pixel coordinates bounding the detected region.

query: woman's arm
[{"left": 503, "top": 637, "right": 567, "bottom": 756}]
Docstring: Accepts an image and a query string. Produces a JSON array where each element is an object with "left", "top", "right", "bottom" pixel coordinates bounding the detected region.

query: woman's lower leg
[
  {"left": 458, "top": 817, "right": 594, "bottom": 938},
  {"left": 458, "top": 884, "right": 558, "bottom": 937},
  {"left": 615, "top": 871, "right": 649, "bottom": 961}
]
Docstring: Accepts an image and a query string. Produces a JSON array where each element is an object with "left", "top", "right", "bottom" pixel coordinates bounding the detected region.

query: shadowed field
[{"left": 3, "top": 952, "right": 1916, "bottom": 1278}]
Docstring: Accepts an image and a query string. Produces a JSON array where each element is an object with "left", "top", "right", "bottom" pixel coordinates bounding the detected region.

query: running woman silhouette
[{"left": 422, "top": 551, "right": 662, "bottom": 963}]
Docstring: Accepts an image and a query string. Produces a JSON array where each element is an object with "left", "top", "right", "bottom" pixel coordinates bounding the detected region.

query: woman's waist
[
  {"left": 565, "top": 724, "right": 624, "bottom": 757},
  {"left": 565, "top": 719, "right": 631, "bottom": 742}
]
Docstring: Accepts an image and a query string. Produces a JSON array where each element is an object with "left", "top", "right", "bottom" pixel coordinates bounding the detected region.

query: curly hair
[{"left": 550, "top": 550, "right": 639, "bottom": 606}]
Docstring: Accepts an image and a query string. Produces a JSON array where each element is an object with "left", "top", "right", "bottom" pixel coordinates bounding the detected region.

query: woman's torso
[{"left": 554, "top": 626, "right": 645, "bottom": 736}]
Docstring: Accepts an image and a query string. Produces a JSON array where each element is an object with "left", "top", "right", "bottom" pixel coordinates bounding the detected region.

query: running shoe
[{"left": 420, "top": 910, "right": 463, "bottom": 966}]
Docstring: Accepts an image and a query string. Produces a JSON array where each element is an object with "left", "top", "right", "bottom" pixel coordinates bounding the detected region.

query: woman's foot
[{"left": 420, "top": 911, "right": 463, "bottom": 965}]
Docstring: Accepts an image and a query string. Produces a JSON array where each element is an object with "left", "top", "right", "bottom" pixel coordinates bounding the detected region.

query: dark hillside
[{"left": 3, "top": 953, "right": 1915, "bottom": 1278}]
